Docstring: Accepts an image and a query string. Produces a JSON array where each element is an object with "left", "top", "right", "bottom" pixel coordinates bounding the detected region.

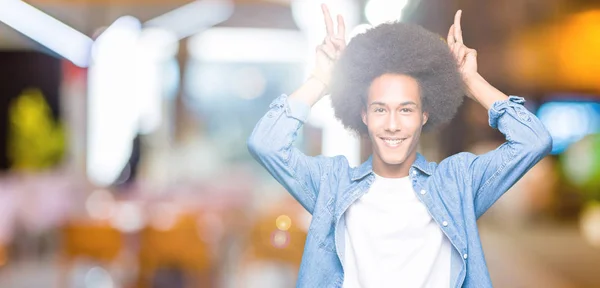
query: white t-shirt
[{"left": 343, "top": 174, "right": 452, "bottom": 288}]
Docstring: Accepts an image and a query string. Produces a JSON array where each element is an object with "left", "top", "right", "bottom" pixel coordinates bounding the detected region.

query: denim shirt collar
[{"left": 351, "top": 153, "right": 433, "bottom": 181}]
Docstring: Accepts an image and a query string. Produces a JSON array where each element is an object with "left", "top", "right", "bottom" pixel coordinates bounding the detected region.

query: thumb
[{"left": 467, "top": 49, "right": 477, "bottom": 59}]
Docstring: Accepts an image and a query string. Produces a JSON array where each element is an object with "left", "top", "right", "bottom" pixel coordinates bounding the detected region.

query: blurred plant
[
  {"left": 7, "top": 88, "right": 66, "bottom": 171},
  {"left": 561, "top": 133, "right": 600, "bottom": 201}
]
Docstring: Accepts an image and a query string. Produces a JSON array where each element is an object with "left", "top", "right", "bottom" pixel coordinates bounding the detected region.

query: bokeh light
[
  {"left": 364, "top": 0, "right": 409, "bottom": 26},
  {"left": 275, "top": 215, "right": 292, "bottom": 231},
  {"left": 85, "top": 189, "right": 116, "bottom": 220},
  {"left": 537, "top": 101, "right": 600, "bottom": 154},
  {"left": 109, "top": 202, "right": 144, "bottom": 233},
  {"left": 580, "top": 202, "right": 600, "bottom": 248},
  {"left": 271, "top": 230, "right": 290, "bottom": 249},
  {"left": 84, "top": 266, "right": 115, "bottom": 288}
]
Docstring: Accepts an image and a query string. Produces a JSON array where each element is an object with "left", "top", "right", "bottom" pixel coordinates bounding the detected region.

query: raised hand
[
  {"left": 447, "top": 10, "right": 478, "bottom": 80},
  {"left": 312, "top": 4, "right": 346, "bottom": 90}
]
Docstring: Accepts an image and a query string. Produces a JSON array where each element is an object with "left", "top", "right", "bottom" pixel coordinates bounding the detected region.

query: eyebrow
[{"left": 368, "top": 101, "right": 418, "bottom": 107}]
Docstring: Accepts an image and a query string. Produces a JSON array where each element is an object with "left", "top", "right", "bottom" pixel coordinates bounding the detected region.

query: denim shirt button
[
  {"left": 463, "top": 253, "right": 468, "bottom": 259},
  {"left": 442, "top": 221, "right": 448, "bottom": 227},
  {"left": 420, "top": 189, "right": 426, "bottom": 195}
]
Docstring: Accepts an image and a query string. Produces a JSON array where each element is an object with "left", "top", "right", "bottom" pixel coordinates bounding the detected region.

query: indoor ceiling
[
  {"left": 2, "top": 0, "right": 600, "bottom": 94},
  {"left": 0, "top": 0, "right": 298, "bottom": 48}
]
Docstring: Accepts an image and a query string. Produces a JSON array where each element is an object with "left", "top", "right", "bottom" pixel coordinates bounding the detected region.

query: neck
[{"left": 372, "top": 152, "right": 417, "bottom": 178}]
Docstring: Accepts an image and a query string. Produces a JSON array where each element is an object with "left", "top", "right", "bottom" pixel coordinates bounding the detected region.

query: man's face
[{"left": 362, "top": 74, "right": 428, "bottom": 171}]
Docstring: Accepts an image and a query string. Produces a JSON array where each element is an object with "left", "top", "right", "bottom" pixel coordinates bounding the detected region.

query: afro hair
[{"left": 330, "top": 21, "right": 465, "bottom": 136}]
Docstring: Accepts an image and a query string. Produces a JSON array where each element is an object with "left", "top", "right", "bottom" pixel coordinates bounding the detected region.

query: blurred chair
[
  {"left": 0, "top": 243, "right": 7, "bottom": 268},
  {"left": 136, "top": 212, "right": 214, "bottom": 288},
  {"left": 246, "top": 215, "right": 306, "bottom": 266},
  {"left": 237, "top": 198, "right": 308, "bottom": 288},
  {"left": 59, "top": 220, "right": 124, "bottom": 287}
]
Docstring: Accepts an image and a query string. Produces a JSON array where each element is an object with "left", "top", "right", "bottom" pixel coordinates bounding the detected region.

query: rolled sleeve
[
  {"left": 488, "top": 96, "right": 527, "bottom": 129},
  {"left": 268, "top": 94, "right": 311, "bottom": 123},
  {"left": 287, "top": 97, "right": 311, "bottom": 122}
]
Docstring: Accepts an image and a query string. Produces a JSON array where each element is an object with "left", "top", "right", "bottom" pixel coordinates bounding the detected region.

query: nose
[{"left": 385, "top": 111, "right": 402, "bottom": 133}]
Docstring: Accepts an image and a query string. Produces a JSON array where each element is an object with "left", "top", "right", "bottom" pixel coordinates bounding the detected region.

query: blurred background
[{"left": 0, "top": 0, "right": 599, "bottom": 287}]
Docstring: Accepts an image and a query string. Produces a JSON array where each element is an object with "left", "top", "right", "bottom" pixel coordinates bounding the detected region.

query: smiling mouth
[{"left": 380, "top": 137, "right": 407, "bottom": 147}]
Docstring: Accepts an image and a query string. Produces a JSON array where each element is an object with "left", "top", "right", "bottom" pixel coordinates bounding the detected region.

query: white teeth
[{"left": 383, "top": 139, "right": 404, "bottom": 146}]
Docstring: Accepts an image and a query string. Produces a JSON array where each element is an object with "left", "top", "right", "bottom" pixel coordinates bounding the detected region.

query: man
[{"left": 247, "top": 4, "right": 552, "bottom": 288}]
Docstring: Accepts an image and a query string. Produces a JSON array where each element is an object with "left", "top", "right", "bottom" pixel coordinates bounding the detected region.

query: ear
[
  {"left": 422, "top": 112, "right": 429, "bottom": 126},
  {"left": 361, "top": 109, "right": 367, "bottom": 126}
]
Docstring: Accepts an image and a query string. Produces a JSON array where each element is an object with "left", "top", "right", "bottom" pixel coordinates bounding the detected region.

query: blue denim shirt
[{"left": 247, "top": 94, "right": 552, "bottom": 287}]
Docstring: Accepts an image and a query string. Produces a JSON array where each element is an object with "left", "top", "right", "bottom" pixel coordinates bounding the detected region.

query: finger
[
  {"left": 322, "top": 4, "right": 334, "bottom": 36},
  {"left": 325, "top": 37, "right": 340, "bottom": 56},
  {"left": 466, "top": 48, "right": 477, "bottom": 61},
  {"left": 318, "top": 40, "right": 337, "bottom": 60},
  {"left": 450, "top": 43, "right": 462, "bottom": 62},
  {"left": 454, "top": 10, "right": 463, "bottom": 44},
  {"left": 330, "top": 36, "right": 346, "bottom": 50},
  {"left": 337, "top": 14, "right": 346, "bottom": 39},
  {"left": 447, "top": 24, "right": 455, "bottom": 46},
  {"left": 319, "top": 46, "right": 336, "bottom": 60},
  {"left": 451, "top": 42, "right": 460, "bottom": 55},
  {"left": 450, "top": 43, "right": 459, "bottom": 61},
  {"left": 457, "top": 46, "right": 467, "bottom": 65}
]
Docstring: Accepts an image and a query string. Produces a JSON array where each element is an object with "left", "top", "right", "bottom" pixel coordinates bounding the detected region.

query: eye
[
  {"left": 374, "top": 108, "right": 386, "bottom": 113},
  {"left": 400, "top": 108, "right": 414, "bottom": 113}
]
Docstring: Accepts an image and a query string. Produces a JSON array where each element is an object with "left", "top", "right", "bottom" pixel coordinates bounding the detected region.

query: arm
[
  {"left": 447, "top": 11, "right": 553, "bottom": 218},
  {"left": 463, "top": 86, "right": 552, "bottom": 219},
  {"left": 247, "top": 4, "right": 346, "bottom": 214},
  {"left": 247, "top": 88, "right": 328, "bottom": 214}
]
